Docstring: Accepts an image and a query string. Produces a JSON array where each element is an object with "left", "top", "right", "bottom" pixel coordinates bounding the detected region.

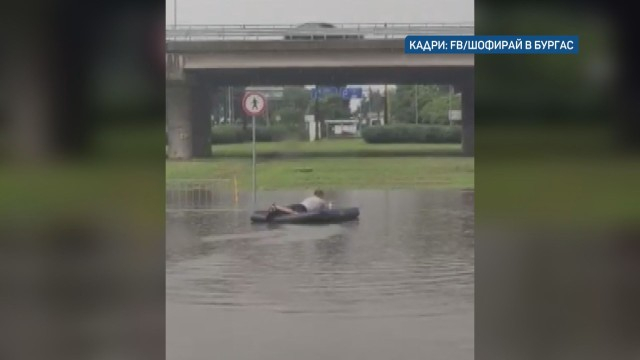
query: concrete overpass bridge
[{"left": 166, "top": 23, "right": 475, "bottom": 158}]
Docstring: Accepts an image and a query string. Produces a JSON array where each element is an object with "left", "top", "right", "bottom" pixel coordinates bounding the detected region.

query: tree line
[
  {"left": 211, "top": 85, "right": 461, "bottom": 129},
  {"left": 387, "top": 85, "right": 461, "bottom": 125}
]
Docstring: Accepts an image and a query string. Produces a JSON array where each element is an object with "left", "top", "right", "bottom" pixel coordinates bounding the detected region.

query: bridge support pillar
[
  {"left": 166, "top": 77, "right": 212, "bottom": 159},
  {"left": 460, "top": 79, "right": 475, "bottom": 156}
]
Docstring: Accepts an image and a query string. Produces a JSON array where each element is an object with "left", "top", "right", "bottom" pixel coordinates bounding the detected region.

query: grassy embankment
[{"left": 167, "top": 139, "right": 473, "bottom": 190}]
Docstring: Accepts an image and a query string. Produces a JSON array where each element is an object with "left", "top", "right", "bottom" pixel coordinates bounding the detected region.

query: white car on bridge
[{"left": 284, "top": 22, "right": 364, "bottom": 41}]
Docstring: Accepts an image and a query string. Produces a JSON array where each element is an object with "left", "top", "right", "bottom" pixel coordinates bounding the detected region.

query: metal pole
[
  {"left": 225, "top": 86, "right": 231, "bottom": 124},
  {"left": 252, "top": 116, "right": 256, "bottom": 205},
  {"left": 414, "top": 84, "right": 419, "bottom": 124},
  {"left": 228, "top": 87, "right": 233, "bottom": 123},
  {"left": 265, "top": 98, "right": 270, "bottom": 126}
]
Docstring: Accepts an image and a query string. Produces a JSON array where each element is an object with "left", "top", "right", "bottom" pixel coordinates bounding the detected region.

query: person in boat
[{"left": 269, "top": 189, "right": 329, "bottom": 214}]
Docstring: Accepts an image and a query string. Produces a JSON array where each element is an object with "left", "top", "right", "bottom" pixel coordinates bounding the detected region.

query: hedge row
[
  {"left": 361, "top": 124, "right": 461, "bottom": 144},
  {"left": 211, "top": 125, "right": 300, "bottom": 144}
]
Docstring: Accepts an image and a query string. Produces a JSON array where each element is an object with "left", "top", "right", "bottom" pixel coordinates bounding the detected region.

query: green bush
[
  {"left": 211, "top": 126, "right": 245, "bottom": 144},
  {"left": 253, "top": 125, "right": 288, "bottom": 142},
  {"left": 361, "top": 124, "right": 461, "bottom": 144},
  {"left": 211, "top": 125, "right": 294, "bottom": 144},
  {"left": 297, "top": 127, "right": 309, "bottom": 141}
]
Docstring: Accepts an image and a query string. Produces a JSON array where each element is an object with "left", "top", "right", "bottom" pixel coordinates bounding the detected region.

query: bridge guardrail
[{"left": 166, "top": 23, "right": 475, "bottom": 41}]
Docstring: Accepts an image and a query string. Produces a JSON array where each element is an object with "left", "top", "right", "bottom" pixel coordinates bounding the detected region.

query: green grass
[
  {"left": 166, "top": 157, "right": 474, "bottom": 190},
  {"left": 211, "top": 139, "right": 462, "bottom": 158}
]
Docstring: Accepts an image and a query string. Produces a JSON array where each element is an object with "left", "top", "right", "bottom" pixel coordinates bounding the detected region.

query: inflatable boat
[{"left": 250, "top": 206, "right": 360, "bottom": 224}]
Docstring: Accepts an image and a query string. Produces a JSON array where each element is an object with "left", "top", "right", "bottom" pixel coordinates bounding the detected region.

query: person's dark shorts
[{"left": 288, "top": 203, "right": 308, "bottom": 213}]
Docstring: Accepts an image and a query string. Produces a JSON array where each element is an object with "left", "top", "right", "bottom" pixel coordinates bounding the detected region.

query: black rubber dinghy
[{"left": 251, "top": 206, "right": 360, "bottom": 224}]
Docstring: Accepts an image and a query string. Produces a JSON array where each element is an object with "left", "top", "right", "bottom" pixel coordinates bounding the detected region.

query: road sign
[
  {"left": 341, "top": 87, "right": 363, "bottom": 100},
  {"left": 448, "top": 110, "right": 462, "bottom": 121},
  {"left": 242, "top": 92, "right": 267, "bottom": 116},
  {"left": 310, "top": 86, "right": 338, "bottom": 99},
  {"left": 241, "top": 91, "right": 266, "bottom": 206},
  {"left": 311, "top": 87, "right": 363, "bottom": 100}
]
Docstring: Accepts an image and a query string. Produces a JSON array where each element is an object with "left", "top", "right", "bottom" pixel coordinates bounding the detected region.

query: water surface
[{"left": 167, "top": 190, "right": 474, "bottom": 360}]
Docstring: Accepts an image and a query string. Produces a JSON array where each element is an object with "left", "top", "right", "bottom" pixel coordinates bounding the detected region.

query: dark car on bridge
[{"left": 284, "top": 22, "right": 364, "bottom": 40}]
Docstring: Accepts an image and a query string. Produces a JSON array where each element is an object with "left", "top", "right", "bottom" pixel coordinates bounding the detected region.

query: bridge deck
[
  {"left": 182, "top": 53, "right": 473, "bottom": 69},
  {"left": 166, "top": 26, "right": 474, "bottom": 76},
  {"left": 166, "top": 23, "right": 474, "bottom": 41}
]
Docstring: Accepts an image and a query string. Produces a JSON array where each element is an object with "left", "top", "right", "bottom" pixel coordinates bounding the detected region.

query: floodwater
[{"left": 167, "top": 190, "right": 474, "bottom": 360}]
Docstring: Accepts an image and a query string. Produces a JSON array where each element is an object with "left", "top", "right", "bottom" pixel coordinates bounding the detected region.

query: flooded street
[{"left": 167, "top": 190, "right": 474, "bottom": 360}]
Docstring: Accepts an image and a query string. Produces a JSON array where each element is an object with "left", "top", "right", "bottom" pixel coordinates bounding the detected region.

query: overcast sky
[{"left": 166, "top": 0, "right": 473, "bottom": 25}]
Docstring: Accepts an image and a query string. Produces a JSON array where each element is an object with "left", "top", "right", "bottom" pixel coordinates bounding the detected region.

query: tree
[
  {"left": 277, "top": 107, "right": 305, "bottom": 127},
  {"left": 271, "top": 86, "right": 311, "bottom": 129},
  {"left": 315, "top": 86, "right": 350, "bottom": 140},
  {"left": 370, "top": 90, "right": 385, "bottom": 117},
  {"left": 320, "top": 94, "right": 351, "bottom": 119},
  {"left": 211, "top": 86, "right": 249, "bottom": 128},
  {"left": 390, "top": 85, "right": 459, "bottom": 124},
  {"left": 389, "top": 85, "right": 413, "bottom": 123},
  {"left": 358, "top": 89, "right": 385, "bottom": 122},
  {"left": 420, "top": 96, "right": 449, "bottom": 124},
  {"left": 281, "top": 86, "right": 311, "bottom": 111},
  {"left": 230, "top": 87, "right": 248, "bottom": 129}
]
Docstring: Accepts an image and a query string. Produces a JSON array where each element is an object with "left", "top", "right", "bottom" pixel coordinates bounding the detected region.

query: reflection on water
[{"left": 167, "top": 190, "right": 473, "bottom": 360}]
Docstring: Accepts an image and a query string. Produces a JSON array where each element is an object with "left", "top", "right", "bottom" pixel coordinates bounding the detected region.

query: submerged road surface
[{"left": 167, "top": 190, "right": 474, "bottom": 360}]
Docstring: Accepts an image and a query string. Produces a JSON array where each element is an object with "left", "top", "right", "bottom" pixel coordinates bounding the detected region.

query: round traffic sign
[{"left": 242, "top": 92, "right": 267, "bottom": 116}]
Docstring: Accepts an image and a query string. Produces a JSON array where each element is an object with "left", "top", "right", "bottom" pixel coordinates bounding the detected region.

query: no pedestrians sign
[{"left": 242, "top": 92, "right": 267, "bottom": 117}]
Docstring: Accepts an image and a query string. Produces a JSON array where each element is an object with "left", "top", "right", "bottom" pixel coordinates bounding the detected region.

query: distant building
[
  {"left": 448, "top": 110, "right": 462, "bottom": 125},
  {"left": 365, "top": 112, "right": 385, "bottom": 126},
  {"left": 324, "top": 119, "right": 360, "bottom": 137}
]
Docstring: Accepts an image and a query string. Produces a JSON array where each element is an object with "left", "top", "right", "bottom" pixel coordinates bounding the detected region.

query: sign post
[{"left": 242, "top": 92, "right": 267, "bottom": 206}]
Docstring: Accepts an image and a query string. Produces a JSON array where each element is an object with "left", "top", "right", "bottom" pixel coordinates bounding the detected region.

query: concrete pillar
[
  {"left": 166, "top": 81, "right": 192, "bottom": 159},
  {"left": 459, "top": 79, "right": 475, "bottom": 156},
  {"left": 308, "top": 117, "right": 316, "bottom": 141},
  {"left": 166, "top": 77, "right": 212, "bottom": 159},
  {"left": 189, "top": 79, "right": 212, "bottom": 158}
]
